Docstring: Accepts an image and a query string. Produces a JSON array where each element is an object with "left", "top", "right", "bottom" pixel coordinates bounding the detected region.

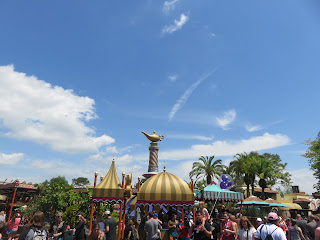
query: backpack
[
  {"left": 259, "top": 225, "right": 278, "bottom": 240},
  {"left": 23, "top": 228, "right": 47, "bottom": 240}
]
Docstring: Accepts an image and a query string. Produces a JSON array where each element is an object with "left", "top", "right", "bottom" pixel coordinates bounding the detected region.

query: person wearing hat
[
  {"left": 104, "top": 210, "right": 117, "bottom": 240},
  {"left": 255, "top": 218, "right": 263, "bottom": 230},
  {"left": 255, "top": 212, "right": 286, "bottom": 240}
]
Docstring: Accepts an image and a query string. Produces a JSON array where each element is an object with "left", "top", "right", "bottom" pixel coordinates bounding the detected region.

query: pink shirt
[
  {"left": 221, "top": 220, "right": 235, "bottom": 240},
  {"left": 9, "top": 218, "right": 21, "bottom": 230},
  {"left": 201, "top": 208, "right": 210, "bottom": 220}
]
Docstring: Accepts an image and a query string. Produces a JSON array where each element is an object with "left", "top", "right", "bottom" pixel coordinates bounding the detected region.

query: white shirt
[
  {"left": 238, "top": 227, "right": 256, "bottom": 240},
  {"left": 255, "top": 224, "right": 286, "bottom": 240}
]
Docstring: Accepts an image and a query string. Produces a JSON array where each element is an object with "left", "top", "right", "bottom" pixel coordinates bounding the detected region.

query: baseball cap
[
  {"left": 153, "top": 213, "right": 158, "bottom": 217},
  {"left": 104, "top": 210, "right": 111, "bottom": 216},
  {"left": 268, "top": 212, "right": 279, "bottom": 221},
  {"left": 257, "top": 217, "right": 262, "bottom": 222}
]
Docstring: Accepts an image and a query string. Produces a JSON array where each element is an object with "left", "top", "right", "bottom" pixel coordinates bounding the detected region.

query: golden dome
[{"left": 137, "top": 171, "right": 194, "bottom": 204}]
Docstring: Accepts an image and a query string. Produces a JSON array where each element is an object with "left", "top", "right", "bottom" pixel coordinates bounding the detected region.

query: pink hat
[{"left": 268, "top": 212, "right": 279, "bottom": 220}]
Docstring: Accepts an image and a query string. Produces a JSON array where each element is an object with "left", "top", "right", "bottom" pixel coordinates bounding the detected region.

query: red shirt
[{"left": 179, "top": 225, "right": 190, "bottom": 237}]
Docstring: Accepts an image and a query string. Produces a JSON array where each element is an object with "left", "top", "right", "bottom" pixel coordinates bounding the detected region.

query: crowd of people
[{"left": 1, "top": 204, "right": 320, "bottom": 240}]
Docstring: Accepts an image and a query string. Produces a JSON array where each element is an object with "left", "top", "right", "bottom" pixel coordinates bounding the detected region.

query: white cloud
[
  {"left": 168, "top": 74, "right": 178, "bottom": 82},
  {"left": 216, "top": 109, "right": 236, "bottom": 130},
  {"left": 162, "top": 14, "right": 189, "bottom": 34},
  {"left": 166, "top": 134, "right": 214, "bottom": 141},
  {"left": 245, "top": 123, "right": 263, "bottom": 132},
  {"left": 0, "top": 65, "right": 115, "bottom": 153},
  {"left": 168, "top": 68, "right": 217, "bottom": 121},
  {"left": 30, "top": 160, "right": 57, "bottom": 169},
  {"left": 159, "top": 133, "right": 290, "bottom": 160},
  {"left": 287, "top": 168, "right": 317, "bottom": 194},
  {"left": 0, "top": 153, "right": 24, "bottom": 166},
  {"left": 163, "top": 0, "right": 179, "bottom": 14},
  {"left": 209, "top": 33, "right": 216, "bottom": 37}
]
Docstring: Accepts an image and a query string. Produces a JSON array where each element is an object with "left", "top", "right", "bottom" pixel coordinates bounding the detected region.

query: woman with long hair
[
  {"left": 125, "top": 219, "right": 137, "bottom": 240},
  {"left": 237, "top": 216, "right": 256, "bottom": 240},
  {"left": 19, "top": 211, "right": 47, "bottom": 240},
  {"left": 288, "top": 219, "right": 306, "bottom": 240},
  {"left": 86, "top": 223, "right": 104, "bottom": 240}
]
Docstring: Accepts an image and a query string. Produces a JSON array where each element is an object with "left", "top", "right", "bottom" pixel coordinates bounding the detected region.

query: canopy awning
[
  {"left": 237, "top": 196, "right": 270, "bottom": 206},
  {"left": 265, "top": 199, "right": 288, "bottom": 208},
  {"left": 280, "top": 203, "right": 302, "bottom": 210},
  {"left": 196, "top": 182, "right": 244, "bottom": 202},
  {"left": 92, "top": 160, "right": 124, "bottom": 203},
  {"left": 137, "top": 170, "right": 194, "bottom": 206}
]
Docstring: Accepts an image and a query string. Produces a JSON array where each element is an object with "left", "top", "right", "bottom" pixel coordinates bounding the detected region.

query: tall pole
[
  {"left": 8, "top": 179, "right": 19, "bottom": 222},
  {"left": 117, "top": 173, "right": 125, "bottom": 240},
  {"left": 89, "top": 172, "right": 98, "bottom": 231},
  {"left": 96, "top": 176, "right": 103, "bottom": 216},
  {"left": 191, "top": 178, "right": 195, "bottom": 221}
]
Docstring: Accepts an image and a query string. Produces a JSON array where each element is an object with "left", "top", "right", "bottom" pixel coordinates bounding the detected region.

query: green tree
[
  {"left": 230, "top": 152, "right": 291, "bottom": 199},
  {"left": 72, "top": 177, "right": 90, "bottom": 188},
  {"left": 42, "top": 176, "right": 69, "bottom": 188},
  {"left": 231, "top": 152, "right": 255, "bottom": 198},
  {"left": 195, "top": 179, "right": 207, "bottom": 190},
  {"left": 189, "top": 156, "right": 224, "bottom": 185},
  {"left": 302, "top": 132, "right": 320, "bottom": 191}
]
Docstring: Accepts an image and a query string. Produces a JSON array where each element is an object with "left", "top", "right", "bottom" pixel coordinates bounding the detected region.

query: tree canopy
[
  {"left": 302, "top": 132, "right": 320, "bottom": 191},
  {"left": 72, "top": 177, "right": 90, "bottom": 188},
  {"left": 189, "top": 156, "right": 224, "bottom": 185}
]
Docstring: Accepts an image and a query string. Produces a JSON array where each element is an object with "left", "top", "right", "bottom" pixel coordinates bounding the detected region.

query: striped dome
[
  {"left": 137, "top": 171, "right": 194, "bottom": 206},
  {"left": 92, "top": 160, "right": 124, "bottom": 202}
]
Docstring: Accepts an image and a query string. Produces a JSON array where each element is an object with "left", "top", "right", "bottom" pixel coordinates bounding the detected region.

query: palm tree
[
  {"left": 230, "top": 152, "right": 257, "bottom": 198},
  {"left": 189, "top": 156, "right": 224, "bottom": 185},
  {"left": 257, "top": 153, "right": 291, "bottom": 199}
]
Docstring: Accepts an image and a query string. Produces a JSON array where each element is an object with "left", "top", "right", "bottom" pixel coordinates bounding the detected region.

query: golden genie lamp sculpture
[{"left": 141, "top": 130, "right": 164, "bottom": 142}]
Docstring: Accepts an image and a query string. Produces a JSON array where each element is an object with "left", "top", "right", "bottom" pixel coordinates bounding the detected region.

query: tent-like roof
[
  {"left": 265, "top": 198, "right": 288, "bottom": 208},
  {"left": 92, "top": 160, "right": 124, "bottom": 203},
  {"left": 280, "top": 202, "right": 302, "bottom": 210},
  {"left": 195, "top": 182, "right": 244, "bottom": 202},
  {"left": 137, "top": 170, "right": 194, "bottom": 206}
]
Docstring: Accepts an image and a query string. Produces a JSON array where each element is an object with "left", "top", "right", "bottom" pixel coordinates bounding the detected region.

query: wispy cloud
[
  {"left": 216, "top": 109, "right": 236, "bottom": 130},
  {"left": 166, "top": 134, "right": 214, "bottom": 141},
  {"left": 159, "top": 133, "right": 290, "bottom": 160},
  {"left": 245, "top": 123, "right": 263, "bottom": 132},
  {"left": 162, "top": 13, "right": 189, "bottom": 34},
  {"left": 168, "top": 74, "right": 178, "bottom": 82},
  {"left": 209, "top": 33, "right": 216, "bottom": 37},
  {"left": 168, "top": 68, "right": 217, "bottom": 121},
  {"left": 163, "top": 0, "right": 179, "bottom": 14}
]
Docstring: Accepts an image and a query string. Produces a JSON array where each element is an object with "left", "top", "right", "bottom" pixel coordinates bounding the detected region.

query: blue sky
[{"left": 0, "top": 0, "right": 319, "bottom": 194}]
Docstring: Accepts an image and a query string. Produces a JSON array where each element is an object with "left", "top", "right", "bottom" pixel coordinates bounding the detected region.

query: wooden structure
[{"left": 0, "top": 179, "right": 40, "bottom": 220}]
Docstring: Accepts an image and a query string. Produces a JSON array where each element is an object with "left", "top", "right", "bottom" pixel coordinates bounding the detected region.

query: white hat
[
  {"left": 104, "top": 210, "right": 111, "bottom": 215},
  {"left": 257, "top": 217, "right": 262, "bottom": 222}
]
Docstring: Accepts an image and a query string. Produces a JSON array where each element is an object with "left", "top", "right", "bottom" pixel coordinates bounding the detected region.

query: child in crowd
[
  {"left": 7, "top": 213, "right": 21, "bottom": 240},
  {"left": 199, "top": 201, "right": 210, "bottom": 230}
]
